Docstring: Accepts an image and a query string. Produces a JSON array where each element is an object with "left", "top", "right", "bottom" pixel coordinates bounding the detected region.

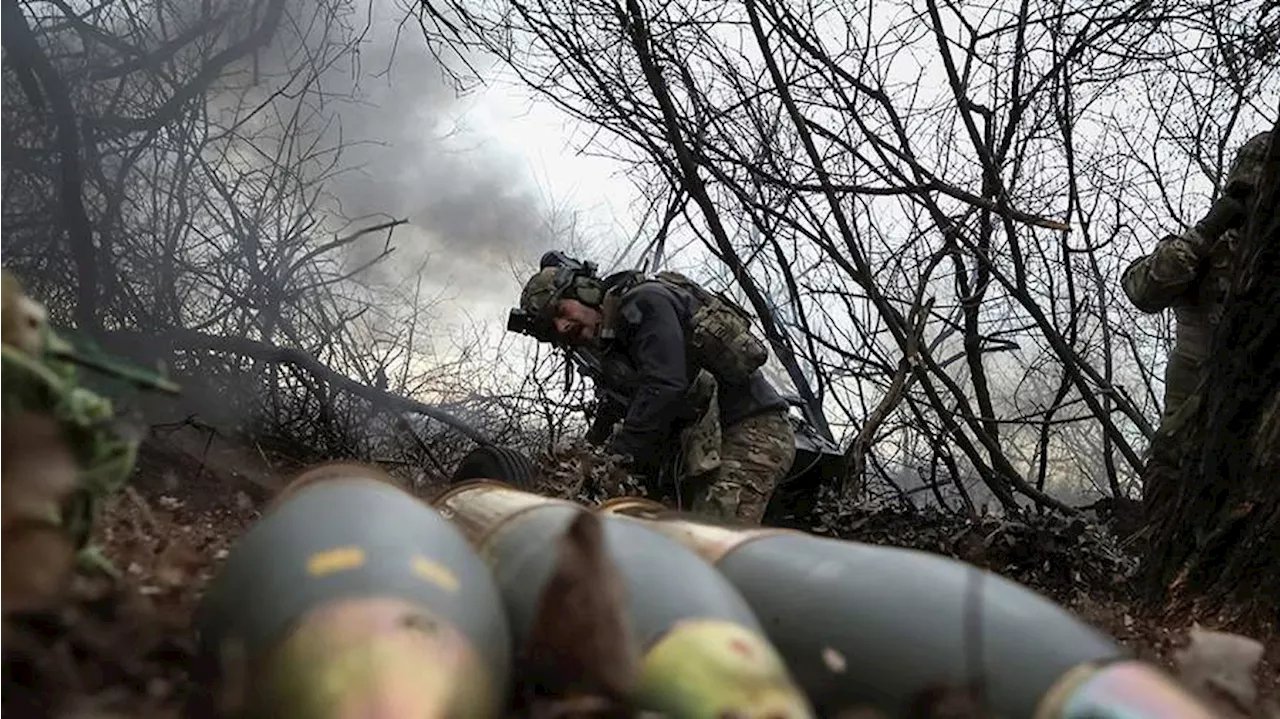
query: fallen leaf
[{"left": 155, "top": 539, "right": 204, "bottom": 588}]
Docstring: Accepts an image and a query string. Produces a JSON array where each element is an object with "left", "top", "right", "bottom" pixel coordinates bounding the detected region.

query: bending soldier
[
  {"left": 1122, "top": 131, "right": 1271, "bottom": 439},
  {"left": 516, "top": 254, "right": 796, "bottom": 524}
]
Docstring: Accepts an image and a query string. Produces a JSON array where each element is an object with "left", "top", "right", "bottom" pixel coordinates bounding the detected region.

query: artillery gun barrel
[
  {"left": 432, "top": 480, "right": 813, "bottom": 718},
  {"left": 194, "top": 464, "right": 511, "bottom": 718},
  {"left": 599, "top": 498, "right": 1216, "bottom": 718}
]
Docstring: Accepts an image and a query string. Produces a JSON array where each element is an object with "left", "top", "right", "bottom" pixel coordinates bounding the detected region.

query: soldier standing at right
[{"left": 1122, "top": 131, "right": 1271, "bottom": 469}]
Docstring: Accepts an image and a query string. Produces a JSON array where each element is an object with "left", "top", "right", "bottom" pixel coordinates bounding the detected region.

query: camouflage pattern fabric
[
  {"left": 648, "top": 271, "right": 769, "bottom": 386},
  {"left": 520, "top": 267, "right": 562, "bottom": 316},
  {"left": 1122, "top": 131, "right": 1271, "bottom": 436},
  {"left": 520, "top": 266, "right": 606, "bottom": 320},
  {"left": 689, "top": 410, "right": 795, "bottom": 525},
  {"left": 1224, "top": 131, "right": 1271, "bottom": 194},
  {"left": 518, "top": 258, "right": 788, "bottom": 512},
  {"left": 1121, "top": 225, "right": 1221, "bottom": 434},
  {"left": 678, "top": 370, "right": 723, "bottom": 479},
  {"left": 3, "top": 277, "right": 129, "bottom": 548}
]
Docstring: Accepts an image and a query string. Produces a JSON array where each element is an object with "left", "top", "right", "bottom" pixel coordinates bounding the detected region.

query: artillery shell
[
  {"left": 195, "top": 464, "right": 511, "bottom": 718},
  {"left": 600, "top": 504, "right": 1141, "bottom": 718},
  {"left": 249, "top": 597, "right": 495, "bottom": 718},
  {"left": 1034, "top": 659, "right": 1217, "bottom": 718},
  {"left": 434, "top": 481, "right": 813, "bottom": 718}
]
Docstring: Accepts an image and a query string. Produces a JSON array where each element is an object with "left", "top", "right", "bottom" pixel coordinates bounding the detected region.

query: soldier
[
  {"left": 1122, "top": 131, "right": 1271, "bottom": 440},
  {"left": 517, "top": 255, "right": 795, "bottom": 524}
]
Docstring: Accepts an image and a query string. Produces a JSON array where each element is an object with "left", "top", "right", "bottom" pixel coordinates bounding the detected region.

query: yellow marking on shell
[
  {"left": 636, "top": 619, "right": 814, "bottom": 718},
  {"left": 411, "top": 555, "right": 461, "bottom": 592},
  {"left": 306, "top": 546, "right": 366, "bottom": 576}
]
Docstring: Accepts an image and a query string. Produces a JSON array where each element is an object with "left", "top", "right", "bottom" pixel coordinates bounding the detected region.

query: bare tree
[
  {"left": 438, "top": 0, "right": 1277, "bottom": 514},
  {"left": 2, "top": 0, "right": 519, "bottom": 471}
]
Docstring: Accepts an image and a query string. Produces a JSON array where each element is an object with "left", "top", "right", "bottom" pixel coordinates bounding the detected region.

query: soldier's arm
[
  {"left": 1121, "top": 193, "right": 1249, "bottom": 313},
  {"left": 607, "top": 290, "right": 690, "bottom": 472},
  {"left": 585, "top": 391, "right": 627, "bottom": 446},
  {"left": 1120, "top": 233, "right": 1204, "bottom": 313}
]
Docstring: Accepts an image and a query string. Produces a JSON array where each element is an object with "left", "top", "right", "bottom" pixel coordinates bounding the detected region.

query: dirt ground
[{"left": 3, "top": 434, "right": 1277, "bottom": 718}]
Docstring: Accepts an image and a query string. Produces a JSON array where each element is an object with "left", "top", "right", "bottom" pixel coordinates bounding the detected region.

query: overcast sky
[{"left": 295, "top": 0, "right": 643, "bottom": 339}]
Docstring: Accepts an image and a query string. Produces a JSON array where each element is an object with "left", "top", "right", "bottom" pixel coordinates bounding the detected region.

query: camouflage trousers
[{"left": 687, "top": 410, "right": 795, "bottom": 524}]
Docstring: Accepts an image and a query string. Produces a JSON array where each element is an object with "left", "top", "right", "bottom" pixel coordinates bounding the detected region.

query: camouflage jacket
[
  {"left": 595, "top": 280, "right": 786, "bottom": 473},
  {"left": 1121, "top": 131, "right": 1272, "bottom": 429},
  {"left": 1122, "top": 227, "right": 1238, "bottom": 427}
]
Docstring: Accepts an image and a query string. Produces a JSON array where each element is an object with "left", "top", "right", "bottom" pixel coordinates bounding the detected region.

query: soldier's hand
[
  {"left": 1194, "top": 193, "right": 1247, "bottom": 241},
  {"left": 585, "top": 423, "right": 612, "bottom": 446}
]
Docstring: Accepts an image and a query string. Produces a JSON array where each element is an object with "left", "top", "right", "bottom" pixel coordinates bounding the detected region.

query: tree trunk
[{"left": 1139, "top": 123, "right": 1280, "bottom": 627}]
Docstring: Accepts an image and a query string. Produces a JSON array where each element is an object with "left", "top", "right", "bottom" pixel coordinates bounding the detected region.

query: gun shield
[
  {"left": 599, "top": 503, "right": 1210, "bottom": 718},
  {"left": 433, "top": 480, "right": 812, "bottom": 718},
  {"left": 194, "top": 464, "right": 511, "bottom": 718}
]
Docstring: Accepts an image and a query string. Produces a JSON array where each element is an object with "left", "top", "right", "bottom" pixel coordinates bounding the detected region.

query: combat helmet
[
  {"left": 1225, "top": 131, "right": 1273, "bottom": 197},
  {"left": 518, "top": 251, "right": 606, "bottom": 318}
]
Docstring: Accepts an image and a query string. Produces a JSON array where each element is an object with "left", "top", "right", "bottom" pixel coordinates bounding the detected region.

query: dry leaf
[
  {"left": 155, "top": 539, "right": 204, "bottom": 588},
  {"left": 1174, "top": 624, "right": 1264, "bottom": 711},
  {"left": 525, "top": 510, "right": 636, "bottom": 700},
  {"left": 2, "top": 519, "right": 76, "bottom": 612}
]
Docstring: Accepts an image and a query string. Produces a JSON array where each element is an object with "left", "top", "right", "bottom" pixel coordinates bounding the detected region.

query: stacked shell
[
  {"left": 195, "top": 459, "right": 1219, "bottom": 719},
  {"left": 433, "top": 479, "right": 813, "bottom": 718},
  {"left": 193, "top": 464, "right": 511, "bottom": 718},
  {"left": 599, "top": 497, "right": 1218, "bottom": 719}
]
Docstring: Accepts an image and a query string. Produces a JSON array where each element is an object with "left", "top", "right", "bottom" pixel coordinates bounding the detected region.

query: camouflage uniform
[
  {"left": 1122, "top": 132, "right": 1271, "bottom": 438},
  {"left": 519, "top": 265, "right": 793, "bottom": 524},
  {"left": 691, "top": 409, "right": 796, "bottom": 523}
]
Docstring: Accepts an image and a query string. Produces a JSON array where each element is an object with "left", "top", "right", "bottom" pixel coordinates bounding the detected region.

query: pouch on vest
[
  {"left": 652, "top": 271, "right": 769, "bottom": 385},
  {"left": 678, "top": 369, "right": 722, "bottom": 480}
]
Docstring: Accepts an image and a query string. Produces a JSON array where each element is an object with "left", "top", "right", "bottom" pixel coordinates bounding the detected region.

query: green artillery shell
[
  {"left": 434, "top": 481, "right": 813, "bottom": 718},
  {"left": 600, "top": 502, "right": 1148, "bottom": 718},
  {"left": 195, "top": 464, "right": 511, "bottom": 718}
]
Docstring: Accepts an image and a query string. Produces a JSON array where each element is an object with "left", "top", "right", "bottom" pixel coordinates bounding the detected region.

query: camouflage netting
[{"left": 1, "top": 270, "right": 177, "bottom": 612}]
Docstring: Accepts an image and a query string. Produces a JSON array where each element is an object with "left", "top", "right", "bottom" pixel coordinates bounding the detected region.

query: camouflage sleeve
[{"left": 1120, "top": 231, "right": 1206, "bottom": 313}]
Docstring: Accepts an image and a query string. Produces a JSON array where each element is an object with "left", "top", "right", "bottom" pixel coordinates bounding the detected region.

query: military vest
[{"left": 600, "top": 270, "right": 769, "bottom": 386}]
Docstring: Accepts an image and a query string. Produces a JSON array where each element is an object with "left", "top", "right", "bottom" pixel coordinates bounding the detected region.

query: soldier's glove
[
  {"left": 585, "top": 420, "right": 613, "bottom": 447},
  {"left": 1193, "top": 193, "right": 1248, "bottom": 242}
]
